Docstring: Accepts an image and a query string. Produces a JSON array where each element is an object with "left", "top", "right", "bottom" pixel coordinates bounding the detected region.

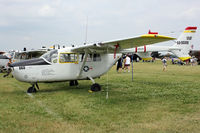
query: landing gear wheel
[
  {"left": 69, "top": 80, "right": 79, "bottom": 86},
  {"left": 69, "top": 81, "right": 75, "bottom": 86},
  {"left": 27, "top": 86, "right": 37, "bottom": 93},
  {"left": 91, "top": 83, "right": 101, "bottom": 92},
  {"left": 74, "top": 80, "right": 78, "bottom": 86}
]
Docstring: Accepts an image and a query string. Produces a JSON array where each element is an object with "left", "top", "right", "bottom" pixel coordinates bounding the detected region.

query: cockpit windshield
[{"left": 41, "top": 50, "right": 58, "bottom": 63}]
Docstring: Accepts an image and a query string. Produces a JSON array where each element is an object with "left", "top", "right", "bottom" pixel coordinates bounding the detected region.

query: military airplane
[
  {"left": 10, "top": 32, "right": 175, "bottom": 93},
  {"left": 123, "top": 27, "right": 197, "bottom": 61}
]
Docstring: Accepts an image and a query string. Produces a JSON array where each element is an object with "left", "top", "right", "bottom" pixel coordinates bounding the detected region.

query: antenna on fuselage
[{"left": 84, "top": 16, "right": 88, "bottom": 45}]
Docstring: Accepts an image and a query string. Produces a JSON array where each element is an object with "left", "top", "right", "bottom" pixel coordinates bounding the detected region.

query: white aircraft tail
[{"left": 170, "top": 26, "right": 197, "bottom": 61}]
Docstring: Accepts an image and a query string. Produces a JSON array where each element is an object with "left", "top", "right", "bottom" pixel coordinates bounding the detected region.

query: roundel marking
[{"left": 83, "top": 66, "right": 90, "bottom": 72}]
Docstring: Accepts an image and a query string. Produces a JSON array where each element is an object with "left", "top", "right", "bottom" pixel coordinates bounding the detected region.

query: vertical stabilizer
[{"left": 171, "top": 26, "right": 197, "bottom": 61}]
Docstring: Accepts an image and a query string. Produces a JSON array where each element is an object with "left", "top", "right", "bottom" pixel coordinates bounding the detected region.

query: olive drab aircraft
[
  {"left": 123, "top": 27, "right": 197, "bottom": 61},
  {"left": 10, "top": 32, "right": 175, "bottom": 93}
]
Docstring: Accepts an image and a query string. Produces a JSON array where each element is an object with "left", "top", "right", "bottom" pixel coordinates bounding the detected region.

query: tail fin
[{"left": 170, "top": 26, "right": 197, "bottom": 61}]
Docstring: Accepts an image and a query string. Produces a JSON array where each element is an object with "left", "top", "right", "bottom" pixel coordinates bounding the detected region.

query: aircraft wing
[{"left": 72, "top": 34, "right": 175, "bottom": 53}]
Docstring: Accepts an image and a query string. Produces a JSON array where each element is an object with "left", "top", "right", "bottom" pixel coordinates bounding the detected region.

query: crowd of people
[
  {"left": 116, "top": 55, "right": 131, "bottom": 73},
  {"left": 117, "top": 55, "right": 199, "bottom": 73}
]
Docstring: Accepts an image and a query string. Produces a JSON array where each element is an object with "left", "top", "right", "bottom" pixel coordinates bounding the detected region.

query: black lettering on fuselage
[
  {"left": 177, "top": 41, "right": 189, "bottom": 45},
  {"left": 19, "top": 66, "right": 25, "bottom": 70},
  {"left": 186, "top": 36, "right": 192, "bottom": 40}
]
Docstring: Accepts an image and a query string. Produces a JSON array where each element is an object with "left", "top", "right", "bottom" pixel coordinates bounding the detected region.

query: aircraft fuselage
[{"left": 11, "top": 52, "right": 121, "bottom": 83}]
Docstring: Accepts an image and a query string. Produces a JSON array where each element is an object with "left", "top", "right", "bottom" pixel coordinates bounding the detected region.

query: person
[
  {"left": 3, "top": 58, "right": 12, "bottom": 77},
  {"left": 116, "top": 57, "right": 123, "bottom": 73},
  {"left": 124, "top": 55, "right": 131, "bottom": 72},
  {"left": 190, "top": 56, "right": 196, "bottom": 66},
  {"left": 171, "top": 58, "right": 175, "bottom": 64},
  {"left": 162, "top": 57, "right": 167, "bottom": 71}
]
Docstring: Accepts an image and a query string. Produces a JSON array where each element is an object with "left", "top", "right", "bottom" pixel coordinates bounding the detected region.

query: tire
[
  {"left": 74, "top": 80, "right": 78, "bottom": 86},
  {"left": 27, "top": 87, "right": 37, "bottom": 93},
  {"left": 91, "top": 83, "right": 101, "bottom": 92},
  {"left": 69, "top": 81, "right": 75, "bottom": 86}
]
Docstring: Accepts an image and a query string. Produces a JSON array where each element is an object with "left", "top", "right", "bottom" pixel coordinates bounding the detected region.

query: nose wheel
[
  {"left": 91, "top": 83, "right": 101, "bottom": 92},
  {"left": 27, "top": 83, "right": 39, "bottom": 93},
  {"left": 27, "top": 85, "right": 37, "bottom": 93},
  {"left": 88, "top": 76, "right": 101, "bottom": 92}
]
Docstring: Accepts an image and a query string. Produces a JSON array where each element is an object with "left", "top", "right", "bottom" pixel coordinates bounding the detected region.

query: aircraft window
[
  {"left": 93, "top": 54, "right": 101, "bottom": 61},
  {"left": 42, "top": 50, "right": 58, "bottom": 63},
  {"left": 87, "top": 54, "right": 93, "bottom": 62},
  {"left": 79, "top": 53, "right": 84, "bottom": 62},
  {"left": 13, "top": 52, "right": 20, "bottom": 59},
  {"left": 59, "top": 53, "right": 78, "bottom": 63},
  {"left": 79, "top": 53, "right": 92, "bottom": 62},
  {"left": 79, "top": 54, "right": 101, "bottom": 62}
]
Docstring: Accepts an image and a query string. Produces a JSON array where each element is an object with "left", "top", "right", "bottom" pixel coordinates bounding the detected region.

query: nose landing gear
[
  {"left": 27, "top": 83, "right": 39, "bottom": 93},
  {"left": 91, "top": 83, "right": 101, "bottom": 92},
  {"left": 88, "top": 77, "right": 101, "bottom": 92}
]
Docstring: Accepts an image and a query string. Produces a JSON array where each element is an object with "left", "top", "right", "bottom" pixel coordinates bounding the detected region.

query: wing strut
[
  {"left": 114, "top": 44, "right": 119, "bottom": 59},
  {"left": 77, "top": 50, "right": 88, "bottom": 78}
]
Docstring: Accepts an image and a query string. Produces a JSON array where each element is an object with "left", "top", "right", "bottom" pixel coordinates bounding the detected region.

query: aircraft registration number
[{"left": 19, "top": 66, "right": 25, "bottom": 70}]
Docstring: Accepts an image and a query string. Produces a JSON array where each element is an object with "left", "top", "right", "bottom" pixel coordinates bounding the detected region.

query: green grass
[{"left": 0, "top": 61, "right": 200, "bottom": 133}]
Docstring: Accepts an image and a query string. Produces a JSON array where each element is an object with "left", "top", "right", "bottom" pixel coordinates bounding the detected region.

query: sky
[{"left": 0, "top": 0, "right": 200, "bottom": 51}]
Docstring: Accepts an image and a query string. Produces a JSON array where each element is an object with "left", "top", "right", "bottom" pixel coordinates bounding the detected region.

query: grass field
[{"left": 0, "top": 61, "right": 200, "bottom": 133}]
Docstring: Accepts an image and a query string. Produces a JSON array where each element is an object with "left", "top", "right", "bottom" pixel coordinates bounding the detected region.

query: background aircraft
[
  {"left": 189, "top": 50, "right": 200, "bottom": 64},
  {"left": 122, "top": 27, "right": 197, "bottom": 61},
  {"left": 12, "top": 45, "right": 66, "bottom": 63},
  {"left": 0, "top": 51, "right": 12, "bottom": 72}
]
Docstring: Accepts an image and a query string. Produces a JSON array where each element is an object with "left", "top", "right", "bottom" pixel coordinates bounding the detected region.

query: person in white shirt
[
  {"left": 162, "top": 57, "right": 167, "bottom": 71},
  {"left": 124, "top": 55, "right": 131, "bottom": 72}
]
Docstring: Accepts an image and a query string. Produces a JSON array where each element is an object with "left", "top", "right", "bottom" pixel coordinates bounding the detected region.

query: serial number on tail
[{"left": 177, "top": 41, "right": 189, "bottom": 45}]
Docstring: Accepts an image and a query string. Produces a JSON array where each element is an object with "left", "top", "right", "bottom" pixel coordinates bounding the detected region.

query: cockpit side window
[
  {"left": 79, "top": 53, "right": 101, "bottom": 62},
  {"left": 42, "top": 50, "right": 58, "bottom": 63},
  {"left": 59, "top": 53, "right": 78, "bottom": 63},
  {"left": 93, "top": 54, "right": 101, "bottom": 61}
]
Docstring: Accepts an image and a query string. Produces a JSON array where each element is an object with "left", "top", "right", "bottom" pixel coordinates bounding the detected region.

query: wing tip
[{"left": 141, "top": 34, "right": 176, "bottom": 40}]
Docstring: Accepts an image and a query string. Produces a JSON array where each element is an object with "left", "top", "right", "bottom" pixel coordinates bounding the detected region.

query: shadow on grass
[{"left": 37, "top": 83, "right": 91, "bottom": 94}]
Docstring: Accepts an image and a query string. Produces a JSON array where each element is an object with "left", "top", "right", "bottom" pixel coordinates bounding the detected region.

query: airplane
[
  {"left": 0, "top": 45, "right": 63, "bottom": 72},
  {"left": 122, "top": 27, "right": 197, "bottom": 61},
  {"left": 12, "top": 45, "right": 66, "bottom": 63},
  {"left": 13, "top": 49, "right": 49, "bottom": 63},
  {"left": 0, "top": 51, "right": 12, "bottom": 72},
  {"left": 9, "top": 32, "right": 175, "bottom": 93},
  {"left": 189, "top": 50, "right": 200, "bottom": 65}
]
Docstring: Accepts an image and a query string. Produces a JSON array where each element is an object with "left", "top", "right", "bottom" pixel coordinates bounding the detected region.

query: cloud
[
  {"left": 38, "top": 5, "right": 56, "bottom": 17},
  {"left": 0, "top": 0, "right": 200, "bottom": 51},
  {"left": 181, "top": 7, "right": 200, "bottom": 19}
]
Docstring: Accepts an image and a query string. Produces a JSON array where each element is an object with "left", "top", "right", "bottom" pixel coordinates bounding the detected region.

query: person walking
[
  {"left": 124, "top": 55, "right": 131, "bottom": 72},
  {"left": 116, "top": 57, "right": 123, "bottom": 73},
  {"left": 162, "top": 57, "right": 167, "bottom": 71}
]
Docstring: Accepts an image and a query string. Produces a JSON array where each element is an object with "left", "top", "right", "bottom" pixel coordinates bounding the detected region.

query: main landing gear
[
  {"left": 27, "top": 83, "right": 39, "bottom": 93},
  {"left": 69, "top": 80, "right": 79, "bottom": 86},
  {"left": 88, "top": 77, "right": 101, "bottom": 92}
]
